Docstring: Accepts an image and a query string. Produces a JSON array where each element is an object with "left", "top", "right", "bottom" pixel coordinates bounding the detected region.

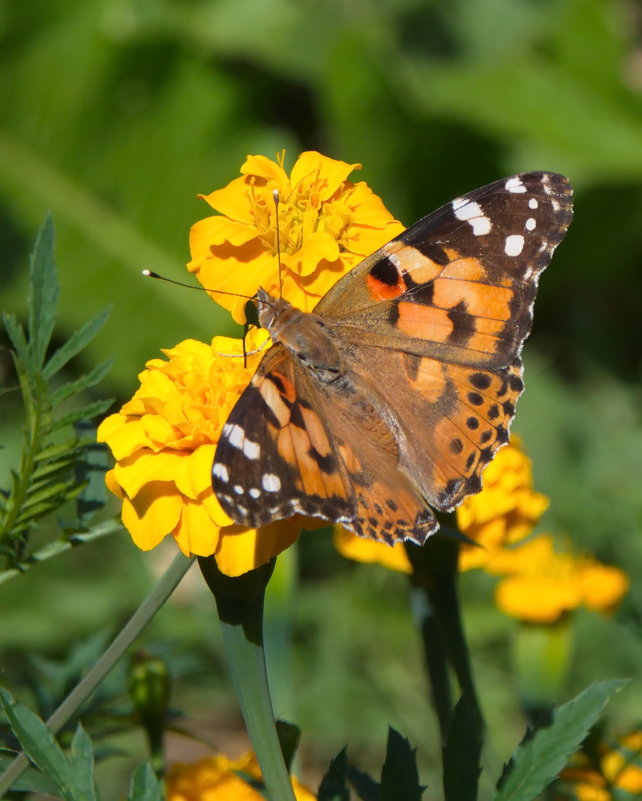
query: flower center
[{"left": 247, "top": 177, "right": 351, "bottom": 258}]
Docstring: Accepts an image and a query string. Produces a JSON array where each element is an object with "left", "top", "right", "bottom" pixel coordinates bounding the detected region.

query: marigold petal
[
  {"left": 190, "top": 249, "right": 275, "bottom": 325},
  {"left": 290, "top": 151, "right": 361, "bottom": 202},
  {"left": 114, "top": 451, "right": 185, "bottom": 499},
  {"left": 97, "top": 414, "right": 150, "bottom": 459},
  {"left": 241, "top": 154, "right": 290, "bottom": 195},
  {"left": 215, "top": 519, "right": 301, "bottom": 577},
  {"left": 174, "top": 445, "right": 217, "bottom": 499},
  {"left": 579, "top": 563, "right": 629, "bottom": 612},
  {"left": 334, "top": 527, "right": 412, "bottom": 574},
  {"left": 121, "top": 483, "right": 182, "bottom": 551},
  {"left": 105, "top": 468, "right": 124, "bottom": 499},
  {"left": 495, "top": 574, "right": 581, "bottom": 622},
  {"left": 201, "top": 488, "right": 234, "bottom": 528},
  {"left": 189, "top": 213, "right": 260, "bottom": 252},
  {"left": 173, "top": 498, "right": 221, "bottom": 557},
  {"left": 281, "top": 231, "right": 340, "bottom": 277}
]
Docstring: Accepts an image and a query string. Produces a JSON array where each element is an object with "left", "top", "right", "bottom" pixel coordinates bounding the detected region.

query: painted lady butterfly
[{"left": 212, "top": 172, "right": 573, "bottom": 545}]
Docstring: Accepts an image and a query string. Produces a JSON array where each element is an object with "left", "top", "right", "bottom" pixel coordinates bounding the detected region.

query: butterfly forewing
[
  {"left": 318, "top": 172, "right": 573, "bottom": 370},
  {"left": 213, "top": 345, "right": 354, "bottom": 529}
]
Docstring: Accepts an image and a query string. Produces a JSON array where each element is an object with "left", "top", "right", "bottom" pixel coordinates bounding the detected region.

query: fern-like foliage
[{"left": 0, "top": 216, "right": 113, "bottom": 571}]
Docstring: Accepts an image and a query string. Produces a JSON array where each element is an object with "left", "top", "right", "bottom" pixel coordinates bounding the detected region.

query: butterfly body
[{"left": 213, "top": 172, "right": 573, "bottom": 545}]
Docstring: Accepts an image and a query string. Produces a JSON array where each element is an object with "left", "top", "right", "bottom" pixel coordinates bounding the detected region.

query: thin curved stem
[{"left": 0, "top": 551, "right": 194, "bottom": 796}]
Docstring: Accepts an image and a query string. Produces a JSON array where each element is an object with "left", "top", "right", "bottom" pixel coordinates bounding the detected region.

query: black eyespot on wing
[{"left": 370, "top": 257, "right": 400, "bottom": 286}]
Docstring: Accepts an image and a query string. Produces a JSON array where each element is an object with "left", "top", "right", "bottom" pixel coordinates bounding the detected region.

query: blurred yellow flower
[
  {"left": 187, "top": 150, "right": 404, "bottom": 323},
  {"left": 457, "top": 438, "right": 549, "bottom": 571},
  {"left": 167, "top": 750, "right": 316, "bottom": 800},
  {"left": 97, "top": 329, "right": 302, "bottom": 576},
  {"left": 492, "top": 535, "right": 628, "bottom": 623},
  {"left": 558, "top": 730, "right": 642, "bottom": 801},
  {"left": 333, "top": 526, "right": 412, "bottom": 574}
]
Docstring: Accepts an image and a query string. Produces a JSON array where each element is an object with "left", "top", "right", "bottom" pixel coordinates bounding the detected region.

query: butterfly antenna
[
  {"left": 273, "top": 188, "right": 283, "bottom": 298},
  {"left": 142, "top": 269, "right": 256, "bottom": 302}
]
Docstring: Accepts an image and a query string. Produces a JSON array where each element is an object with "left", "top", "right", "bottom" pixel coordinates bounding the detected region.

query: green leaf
[
  {"left": 28, "top": 214, "right": 59, "bottom": 369},
  {"left": 128, "top": 762, "right": 165, "bottom": 801},
  {"left": 69, "top": 725, "right": 98, "bottom": 801},
  {"left": 443, "top": 696, "right": 482, "bottom": 801},
  {"left": 2, "top": 313, "right": 31, "bottom": 369},
  {"left": 34, "top": 439, "right": 84, "bottom": 463},
  {"left": 18, "top": 479, "right": 77, "bottom": 512},
  {"left": 380, "top": 728, "right": 425, "bottom": 801},
  {"left": 0, "top": 687, "right": 73, "bottom": 798},
  {"left": 50, "top": 359, "right": 113, "bottom": 405},
  {"left": 318, "top": 747, "right": 350, "bottom": 801},
  {"left": 73, "top": 435, "right": 109, "bottom": 524},
  {"left": 495, "top": 679, "right": 628, "bottom": 801},
  {"left": 43, "top": 307, "right": 111, "bottom": 380},
  {"left": 346, "top": 764, "right": 380, "bottom": 801},
  {"left": 276, "top": 720, "right": 301, "bottom": 773},
  {"left": 53, "top": 398, "right": 114, "bottom": 429}
]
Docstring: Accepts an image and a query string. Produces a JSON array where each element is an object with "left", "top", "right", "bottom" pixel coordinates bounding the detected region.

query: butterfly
[{"left": 212, "top": 172, "right": 573, "bottom": 545}]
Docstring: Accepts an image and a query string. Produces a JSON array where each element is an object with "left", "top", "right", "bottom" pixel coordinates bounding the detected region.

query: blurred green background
[{"left": 1, "top": 0, "right": 642, "bottom": 797}]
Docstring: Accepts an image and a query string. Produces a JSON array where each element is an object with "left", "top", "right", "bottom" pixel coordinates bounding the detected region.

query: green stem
[
  {"left": 409, "top": 584, "right": 453, "bottom": 743},
  {"left": 0, "top": 551, "right": 193, "bottom": 797},
  {"left": 198, "top": 555, "right": 297, "bottom": 801},
  {"left": 406, "top": 533, "right": 483, "bottom": 731}
]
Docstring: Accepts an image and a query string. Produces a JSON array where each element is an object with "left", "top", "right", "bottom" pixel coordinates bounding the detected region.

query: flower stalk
[
  {"left": 198, "top": 554, "right": 297, "bottom": 801},
  {"left": 406, "top": 531, "right": 482, "bottom": 738}
]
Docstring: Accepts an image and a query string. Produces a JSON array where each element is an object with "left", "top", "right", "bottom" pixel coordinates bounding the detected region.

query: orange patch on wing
[
  {"left": 366, "top": 273, "right": 405, "bottom": 301},
  {"left": 441, "top": 254, "right": 486, "bottom": 282},
  {"left": 465, "top": 318, "right": 507, "bottom": 354},
  {"left": 391, "top": 245, "right": 442, "bottom": 284},
  {"left": 409, "top": 358, "right": 448, "bottom": 401},
  {"left": 397, "top": 302, "right": 454, "bottom": 339},
  {"left": 432, "top": 279, "right": 513, "bottom": 321},
  {"left": 272, "top": 371, "right": 296, "bottom": 403},
  {"left": 300, "top": 406, "right": 332, "bottom": 456},
  {"left": 258, "top": 376, "right": 291, "bottom": 427}
]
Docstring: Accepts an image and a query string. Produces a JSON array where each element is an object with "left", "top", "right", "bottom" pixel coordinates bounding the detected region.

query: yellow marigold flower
[
  {"left": 167, "top": 750, "right": 316, "bottom": 800},
  {"left": 457, "top": 437, "right": 549, "bottom": 571},
  {"left": 558, "top": 730, "right": 642, "bottom": 801},
  {"left": 97, "top": 329, "right": 302, "bottom": 576},
  {"left": 187, "top": 150, "right": 404, "bottom": 323},
  {"left": 333, "top": 526, "right": 412, "bottom": 574},
  {"left": 492, "top": 535, "right": 628, "bottom": 623}
]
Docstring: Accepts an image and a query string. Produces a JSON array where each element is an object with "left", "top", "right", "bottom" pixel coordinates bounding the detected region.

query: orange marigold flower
[
  {"left": 558, "top": 730, "right": 642, "bottom": 801},
  {"left": 97, "top": 329, "right": 302, "bottom": 576},
  {"left": 167, "top": 750, "right": 316, "bottom": 800},
  {"left": 457, "top": 437, "right": 549, "bottom": 571},
  {"left": 187, "top": 150, "right": 404, "bottom": 323},
  {"left": 333, "top": 526, "right": 412, "bottom": 574},
  {"left": 492, "top": 535, "right": 628, "bottom": 623}
]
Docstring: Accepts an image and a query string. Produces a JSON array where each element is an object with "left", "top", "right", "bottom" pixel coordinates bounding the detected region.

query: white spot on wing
[
  {"left": 505, "top": 234, "right": 525, "bottom": 256},
  {"left": 452, "top": 199, "right": 492, "bottom": 236},
  {"left": 525, "top": 217, "right": 536, "bottom": 231},
  {"left": 529, "top": 198, "right": 538, "bottom": 209},
  {"left": 505, "top": 176, "right": 526, "bottom": 194},
  {"left": 249, "top": 488, "right": 261, "bottom": 499},
  {"left": 213, "top": 463, "right": 229, "bottom": 483},
  {"left": 262, "top": 473, "right": 282, "bottom": 492},
  {"left": 225, "top": 424, "right": 245, "bottom": 450},
  {"left": 243, "top": 439, "right": 261, "bottom": 460},
  {"left": 234, "top": 485, "right": 244, "bottom": 495}
]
